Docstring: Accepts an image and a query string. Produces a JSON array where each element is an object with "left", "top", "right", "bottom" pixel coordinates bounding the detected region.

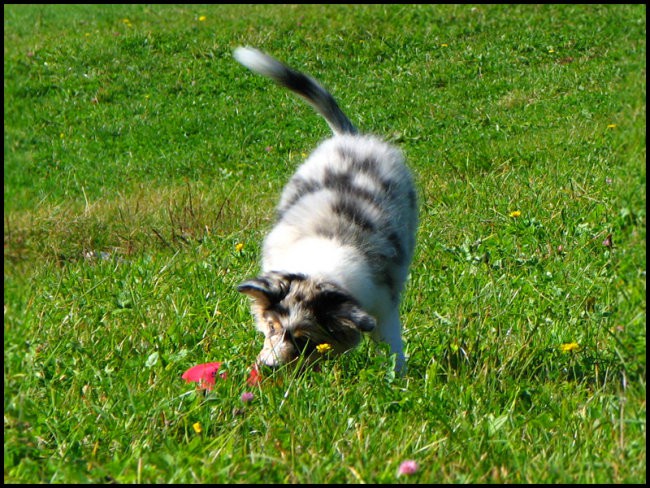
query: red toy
[{"left": 182, "top": 362, "right": 261, "bottom": 391}]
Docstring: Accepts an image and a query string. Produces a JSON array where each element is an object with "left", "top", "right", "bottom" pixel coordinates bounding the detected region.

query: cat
[{"left": 233, "top": 47, "right": 417, "bottom": 372}]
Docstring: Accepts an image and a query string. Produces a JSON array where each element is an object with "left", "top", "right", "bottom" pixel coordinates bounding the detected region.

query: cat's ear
[
  {"left": 314, "top": 284, "right": 376, "bottom": 332},
  {"left": 237, "top": 274, "right": 288, "bottom": 307},
  {"left": 336, "top": 301, "right": 376, "bottom": 332}
]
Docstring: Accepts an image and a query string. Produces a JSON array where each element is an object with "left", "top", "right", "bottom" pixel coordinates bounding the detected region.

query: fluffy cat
[{"left": 234, "top": 47, "right": 417, "bottom": 372}]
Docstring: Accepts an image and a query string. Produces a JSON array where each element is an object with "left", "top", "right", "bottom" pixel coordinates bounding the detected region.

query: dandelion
[
  {"left": 235, "top": 242, "right": 244, "bottom": 253},
  {"left": 607, "top": 124, "right": 617, "bottom": 129},
  {"left": 241, "top": 391, "right": 254, "bottom": 403},
  {"left": 198, "top": 15, "right": 207, "bottom": 22},
  {"left": 397, "top": 460, "right": 419, "bottom": 476},
  {"left": 560, "top": 342, "right": 580, "bottom": 353},
  {"left": 316, "top": 343, "right": 333, "bottom": 354},
  {"left": 509, "top": 210, "right": 522, "bottom": 218},
  {"left": 192, "top": 422, "right": 202, "bottom": 433},
  {"left": 441, "top": 43, "right": 449, "bottom": 47}
]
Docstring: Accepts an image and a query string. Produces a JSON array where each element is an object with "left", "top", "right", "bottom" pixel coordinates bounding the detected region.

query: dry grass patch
[{"left": 4, "top": 181, "right": 274, "bottom": 264}]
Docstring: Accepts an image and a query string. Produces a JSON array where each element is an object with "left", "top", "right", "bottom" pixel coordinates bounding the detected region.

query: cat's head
[{"left": 238, "top": 272, "right": 376, "bottom": 368}]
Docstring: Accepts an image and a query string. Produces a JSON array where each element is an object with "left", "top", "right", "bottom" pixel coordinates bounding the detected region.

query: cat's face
[{"left": 238, "top": 272, "right": 376, "bottom": 368}]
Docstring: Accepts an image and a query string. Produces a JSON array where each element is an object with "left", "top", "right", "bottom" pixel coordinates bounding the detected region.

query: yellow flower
[
  {"left": 607, "top": 124, "right": 617, "bottom": 129},
  {"left": 198, "top": 15, "right": 207, "bottom": 22},
  {"left": 560, "top": 342, "right": 580, "bottom": 353},
  {"left": 441, "top": 43, "right": 449, "bottom": 47},
  {"left": 316, "top": 343, "right": 333, "bottom": 354},
  {"left": 192, "top": 422, "right": 202, "bottom": 433},
  {"left": 509, "top": 210, "right": 522, "bottom": 218},
  {"left": 235, "top": 242, "right": 244, "bottom": 253}
]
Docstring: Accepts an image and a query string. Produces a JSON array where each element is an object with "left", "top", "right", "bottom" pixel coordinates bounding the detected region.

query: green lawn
[{"left": 4, "top": 4, "right": 646, "bottom": 483}]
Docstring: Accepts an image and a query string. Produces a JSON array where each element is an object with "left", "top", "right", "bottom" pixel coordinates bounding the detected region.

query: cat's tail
[{"left": 233, "top": 46, "right": 357, "bottom": 136}]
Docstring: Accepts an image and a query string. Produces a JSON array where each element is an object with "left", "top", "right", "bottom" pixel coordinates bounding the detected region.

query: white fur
[
  {"left": 263, "top": 235, "right": 375, "bottom": 309},
  {"left": 233, "top": 47, "right": 284, "bottom": 80}
]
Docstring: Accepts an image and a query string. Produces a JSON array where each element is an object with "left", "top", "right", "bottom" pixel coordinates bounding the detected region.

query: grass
[{"left": 4, "top": 4, "right": 646, "bottom": 483}]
